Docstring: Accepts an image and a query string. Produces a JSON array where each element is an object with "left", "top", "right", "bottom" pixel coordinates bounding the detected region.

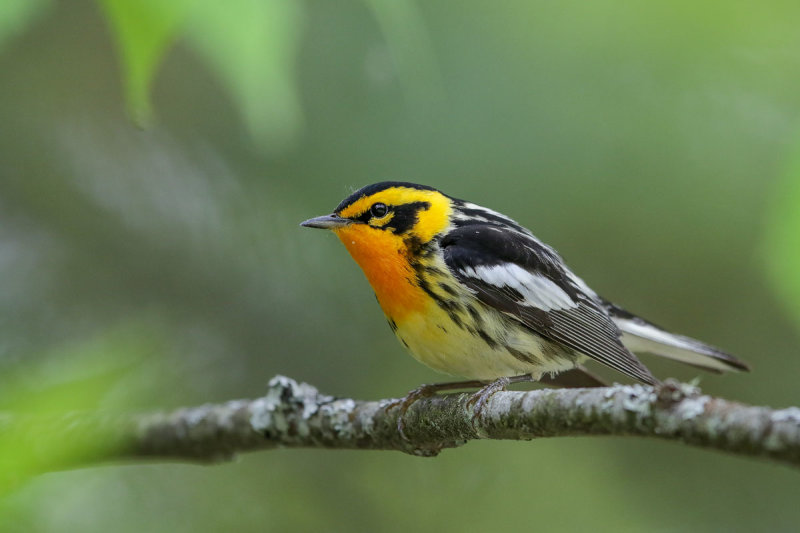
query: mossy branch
[{"left": 5, "top": 376, "right": 800, "bottom": 470}]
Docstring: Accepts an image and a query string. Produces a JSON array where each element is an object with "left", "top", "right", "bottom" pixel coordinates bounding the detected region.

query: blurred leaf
[
  {"left": 0, "top": 323, "right": 162, "bottom": 499},
  {"left": 363, "top": 0, "right": 444, "bottom": 107},
  {"left": 183, "top": 0, "right": 304, "bottom": 153},
  {"left": 96, "top": 0, "right": 190, "bottom": 125},
  {"left": 764, "top": 139, "right": 800, "bottom": 328},
  {"left": 0, "top": 322, "right": 161, "bottom": 413},
  {"left": 0, "top": 0, "right": 51, "bottom": 51}
]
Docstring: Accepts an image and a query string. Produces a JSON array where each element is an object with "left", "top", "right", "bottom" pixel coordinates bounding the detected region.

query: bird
[{"left": 301, "top": 182, "right": 749, "bottom": 426}]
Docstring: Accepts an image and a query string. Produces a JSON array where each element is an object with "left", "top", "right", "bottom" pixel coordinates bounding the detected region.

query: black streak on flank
[
  {"left": 477, "top": 329, "right": 498, "bottom": 348},
  {"left": 388, "top": 319, "right": 398, "bottom": 333},
  {"left": 507, "top": 346, "right": 537, "bottom": 364},
  {"left": 438, "top": 282, "right": 458, "bottom": 296},
  {"left": 414, "top": 266, "right": 466, "bottom": 329},
  {"left": 447, "top": 309, "right": 464, "bottom": 329},
  {"left": 406, "top": 237, "right": 469, "bottom": 330},
  {"left": 424, "top": 265, "right": 445, "bottom": 276}
]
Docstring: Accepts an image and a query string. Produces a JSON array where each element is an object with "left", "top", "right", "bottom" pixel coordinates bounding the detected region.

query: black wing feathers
[
  {"left": 441, "top": 225, "right": 581, "bottom": 301},
  {"left": 441, "top": 225, "right": 658, "bottom": 384}
]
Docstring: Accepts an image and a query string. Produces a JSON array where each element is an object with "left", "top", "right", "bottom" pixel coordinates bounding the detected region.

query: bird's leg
[
  {"left": 467, "top": 374, "right": 534, "bottom": 422},
  {"left": 386, "top": 379, "right": 489, "bottom": 440}
]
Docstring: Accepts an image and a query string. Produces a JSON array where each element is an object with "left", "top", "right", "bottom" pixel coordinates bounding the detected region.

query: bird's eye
[{"left": 370, "top": 203, "right": 389, "bottom": 218}]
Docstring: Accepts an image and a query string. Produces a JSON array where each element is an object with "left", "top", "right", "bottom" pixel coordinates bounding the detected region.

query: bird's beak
[{"left": 300, "top": 213, "right": 352, "bottom": 230}]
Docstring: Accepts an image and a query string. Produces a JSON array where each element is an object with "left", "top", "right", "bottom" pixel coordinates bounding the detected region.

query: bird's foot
[
  {"left": 386, "top": 380, "right": 488, "bottom": 441},
  {"left": 467, "top": 374, "right": 533, "bottom": 424},
  {"left": 385, "top": 384, "right": 438, "bottom": 441}
]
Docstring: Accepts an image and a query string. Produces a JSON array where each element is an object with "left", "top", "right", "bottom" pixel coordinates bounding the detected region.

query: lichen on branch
[{"left": 4, "top": 376, "right": 800, "bottom": 470}]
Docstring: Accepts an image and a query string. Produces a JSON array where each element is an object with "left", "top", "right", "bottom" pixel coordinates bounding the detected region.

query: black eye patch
[
  {"left": 385, "top": 201, "right": 431, "bottom": 234},
  {"left": 352, "top": 201, "right": 430, "bottom": 232}
]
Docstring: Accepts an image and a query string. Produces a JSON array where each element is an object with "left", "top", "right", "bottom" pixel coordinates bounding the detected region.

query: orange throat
[{"left": 334, "top": 225, "right": 428, "bottom": 322}]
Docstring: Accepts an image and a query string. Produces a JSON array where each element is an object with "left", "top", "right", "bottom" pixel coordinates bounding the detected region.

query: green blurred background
[{"left": 1, "top": 0, "right": 800, "bottom": 531}]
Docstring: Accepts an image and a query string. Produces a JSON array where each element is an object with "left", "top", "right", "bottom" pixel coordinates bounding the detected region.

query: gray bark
[{"left": 5, "top": 376, "right": 800, "bottom": 469}]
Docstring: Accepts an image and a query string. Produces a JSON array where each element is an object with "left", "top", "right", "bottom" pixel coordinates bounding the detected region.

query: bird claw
[
  {"left": 385, "top": 384, "right": 438, "bottom": 441},
  {"left": 387, "top": 376, "right": 530, "bottom": 439},
  {"left": 466, "top": 377, "right": 511, "bottom": 424}
]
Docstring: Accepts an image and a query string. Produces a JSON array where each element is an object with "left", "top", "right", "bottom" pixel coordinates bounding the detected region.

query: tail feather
[{"left": 604, "top": 304, "right": 750, "bottom": 374}]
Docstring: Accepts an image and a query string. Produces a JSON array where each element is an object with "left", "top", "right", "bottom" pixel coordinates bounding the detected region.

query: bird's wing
[{"left": 441, "top": 224, "right": 657, "bottom": 384}]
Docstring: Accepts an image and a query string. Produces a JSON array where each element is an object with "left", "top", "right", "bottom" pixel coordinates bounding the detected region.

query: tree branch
[{"left": 7, "top": 376, "right": 800, "bottom": 470}]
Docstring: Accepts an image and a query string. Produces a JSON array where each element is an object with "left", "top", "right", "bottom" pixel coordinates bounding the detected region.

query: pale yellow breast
[{"left": 393, "top": 299, "right": 576, "bottom": 380}]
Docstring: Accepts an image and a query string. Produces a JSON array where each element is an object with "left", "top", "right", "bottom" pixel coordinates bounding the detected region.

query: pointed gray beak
[{"left": 300, "top": 213, "right": 352, "bottom": 230}]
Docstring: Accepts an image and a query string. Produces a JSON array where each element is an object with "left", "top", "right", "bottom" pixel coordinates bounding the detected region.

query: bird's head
[{"left": 300, "top": 182, "right": 453, "bottom": 262}]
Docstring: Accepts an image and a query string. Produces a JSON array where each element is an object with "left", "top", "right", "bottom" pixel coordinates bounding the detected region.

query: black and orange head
[
  {"left": 301, "top": 181, "right": 453, "bottom": 245},
  {"left": 301, "top": 182, "right": 454, "bottom": 318}
]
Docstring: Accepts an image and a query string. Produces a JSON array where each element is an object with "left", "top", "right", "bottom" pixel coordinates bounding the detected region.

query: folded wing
[{"left": 441, "top": 224, "right": 658, "bottom": 384}]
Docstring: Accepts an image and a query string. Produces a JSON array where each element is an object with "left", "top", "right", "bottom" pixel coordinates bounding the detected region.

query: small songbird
[{"left": 301, "top": 182, "right": 748, "bottom": 414}]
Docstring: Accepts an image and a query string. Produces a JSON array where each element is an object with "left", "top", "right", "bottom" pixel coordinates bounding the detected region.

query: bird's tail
[{"left": 605, "top": 303, "right": 750, "bottom": 373}]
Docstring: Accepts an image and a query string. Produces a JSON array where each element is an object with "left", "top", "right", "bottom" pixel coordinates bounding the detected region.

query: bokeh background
[{"left": 1, "top": 1, "right": 800, "bottom": 531}]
